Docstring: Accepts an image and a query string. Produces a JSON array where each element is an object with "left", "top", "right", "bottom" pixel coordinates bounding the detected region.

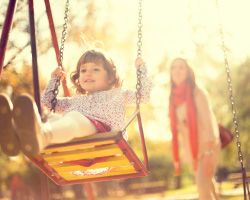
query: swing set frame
[
  {"left": 0, "top": 0, "right": 149, "bottom": 198},
  {"left": 1, "top": 0, "right": 249, "bottom": 199}
]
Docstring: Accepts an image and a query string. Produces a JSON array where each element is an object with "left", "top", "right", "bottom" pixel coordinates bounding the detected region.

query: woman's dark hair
[
  {"left": 170, "top": 57, "right": 196, "bottom": 89},
  {"left": 70, "top": 50, "right": 122, "bottom": 94}
]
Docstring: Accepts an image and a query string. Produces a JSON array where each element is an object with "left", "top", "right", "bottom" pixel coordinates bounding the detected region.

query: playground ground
[
  {"left": 50, "top": 183, "right": 245, "bottom": 200},
  {"left": 0, "top": 182, "right": 245, "bottom": 200},
  {"left": 103, "top": 187, "right": 244, "bottom": 200}
]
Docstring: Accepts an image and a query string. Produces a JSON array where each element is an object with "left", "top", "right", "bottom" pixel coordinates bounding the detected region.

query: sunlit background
[
  {"left": 1, "top": 0, "right": 250, "bottom": 198},
  {"left": 1, "top": 0, "right": 250, "bottom": 142}
]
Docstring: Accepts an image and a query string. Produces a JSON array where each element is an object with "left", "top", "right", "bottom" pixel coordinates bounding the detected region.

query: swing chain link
[
  {"left": 51, "top": 0, "right": 70, "bottom": 112},
  {"left": 59, "top": 0, "right": 70, "bottom": 69},
  {"left": 137, "top": 0, "right": 143, "bottom": 59},
  {"left": 136, "top": 0, "right": 143, "bottom": 108},
  {"left": 216, "top": 0, "right": 244, "bottom": 166}
]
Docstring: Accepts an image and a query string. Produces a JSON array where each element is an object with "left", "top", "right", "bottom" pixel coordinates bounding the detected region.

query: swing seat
[{"left": 28, "top": 131, "right": 148, "bottom": 185}]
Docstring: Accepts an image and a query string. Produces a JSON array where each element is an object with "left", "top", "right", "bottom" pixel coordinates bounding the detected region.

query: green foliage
[
  {"left": 1, "top": 0, "right": 250, "bottom": 197},
  {"left": 207, "top": 58, "right": 250, "bottom": 172}
]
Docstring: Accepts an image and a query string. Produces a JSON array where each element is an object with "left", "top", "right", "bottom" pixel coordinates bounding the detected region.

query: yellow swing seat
[{"left": 29, "top": 131, "right": 148, "bottom": 185}]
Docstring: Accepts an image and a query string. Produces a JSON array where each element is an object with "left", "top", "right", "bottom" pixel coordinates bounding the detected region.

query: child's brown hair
[{"left": 70, "top": 50, "right": 122, "bottom": 94}]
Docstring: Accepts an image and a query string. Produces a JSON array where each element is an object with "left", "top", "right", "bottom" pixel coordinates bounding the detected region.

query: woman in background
[{"left": 168, "top": 57, "right": 221, "bottom": 200}]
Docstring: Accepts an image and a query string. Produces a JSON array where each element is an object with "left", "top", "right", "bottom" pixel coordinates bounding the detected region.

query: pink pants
[{"left": 86, "top": 117, "right": 111, "bottom": 133}]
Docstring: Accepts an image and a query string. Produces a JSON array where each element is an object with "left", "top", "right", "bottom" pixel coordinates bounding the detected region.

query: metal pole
[
  {"left": 44, "top": 0, "right": 60, "bottom": 64},
  {"left": 28, "top": 0, "right": 50, "bottom": 199},
  {"left": 28, "top": 0, "right": 41, "bottom": 114},
  {"left": 137, "top": 113, "right": 149, "bottom": 170},
  {"left": 0, "top": 0, "right": 18, "bottom": 76},
  {"left": 44, "top": 0, "right": 70, "bottom": 97}
]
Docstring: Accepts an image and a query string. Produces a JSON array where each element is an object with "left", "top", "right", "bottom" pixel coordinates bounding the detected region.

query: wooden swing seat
[
  {"left": 0, "top": 0, "right": 149, "bottom": 188},
  {"left": 28, "top": 131, "right": 148, "bottom": 185}
]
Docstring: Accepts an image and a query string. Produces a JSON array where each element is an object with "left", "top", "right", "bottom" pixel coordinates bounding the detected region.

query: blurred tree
[
  {"left": 209, "top": 58, "right": 250, "bottom": 172},
  {"left": 2, "top": 0, "right": 249, "bottom": 197}
]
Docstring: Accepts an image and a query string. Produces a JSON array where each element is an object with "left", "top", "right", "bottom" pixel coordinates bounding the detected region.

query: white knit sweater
[{"left": 41, "top": 66, "right": 151, "bottom": 131}]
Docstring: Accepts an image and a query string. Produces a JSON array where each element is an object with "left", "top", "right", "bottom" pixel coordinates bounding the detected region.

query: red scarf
[{"left": 169, "top": 82, "right": 198, "bottom": 173}]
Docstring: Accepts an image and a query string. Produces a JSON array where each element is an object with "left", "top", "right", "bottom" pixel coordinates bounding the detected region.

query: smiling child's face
[{"left": 79, "top": 62, "right": 112, "bottom": 94}]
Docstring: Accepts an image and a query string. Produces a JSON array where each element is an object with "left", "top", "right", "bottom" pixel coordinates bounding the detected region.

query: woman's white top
[{"left": 175, "top": 86, "right": 220, "bottom": 162}]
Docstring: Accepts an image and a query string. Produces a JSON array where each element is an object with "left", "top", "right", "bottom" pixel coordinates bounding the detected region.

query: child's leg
[
  {"left": 13, "top": 94, "right": 43, "bottom": 156},
  {"left": 0, "top": 93, "right": 20, "bottom": 156},
  {"left": 45, "top": 111, "right": 96, "bottom": 144},
  {"left": 13, "top": 94, "right": 97, "bottom": 156}
]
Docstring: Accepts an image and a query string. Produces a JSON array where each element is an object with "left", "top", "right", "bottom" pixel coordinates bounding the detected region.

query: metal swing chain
[
  {"left": 219, "top": 26, "right": 244, "bottom": 168},
  {"left": 216, "top": 1, "right": 249, "bottom": 198},
  {"left": 135, "top": 0, "right": 149, "bottom": 170},
  {"left": 219, "top": 24, "right": 250, "bottom": 200},
  {"left": 136, "top": 0, "right": 143, "bottom": 108},
  {"left": 51, "top": 0, "right": 70, "bottom": 112},
  {"left": 216, "top": 0, "right": 244, "bottom": 171}
]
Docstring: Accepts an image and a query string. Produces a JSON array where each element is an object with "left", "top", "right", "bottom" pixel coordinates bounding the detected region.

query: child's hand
[
  {"left": 135, "top": 57, "right": 145, "bottom": 69},
  {"left": 51, "top": 67, "right": 66, "bottom": 81}
]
